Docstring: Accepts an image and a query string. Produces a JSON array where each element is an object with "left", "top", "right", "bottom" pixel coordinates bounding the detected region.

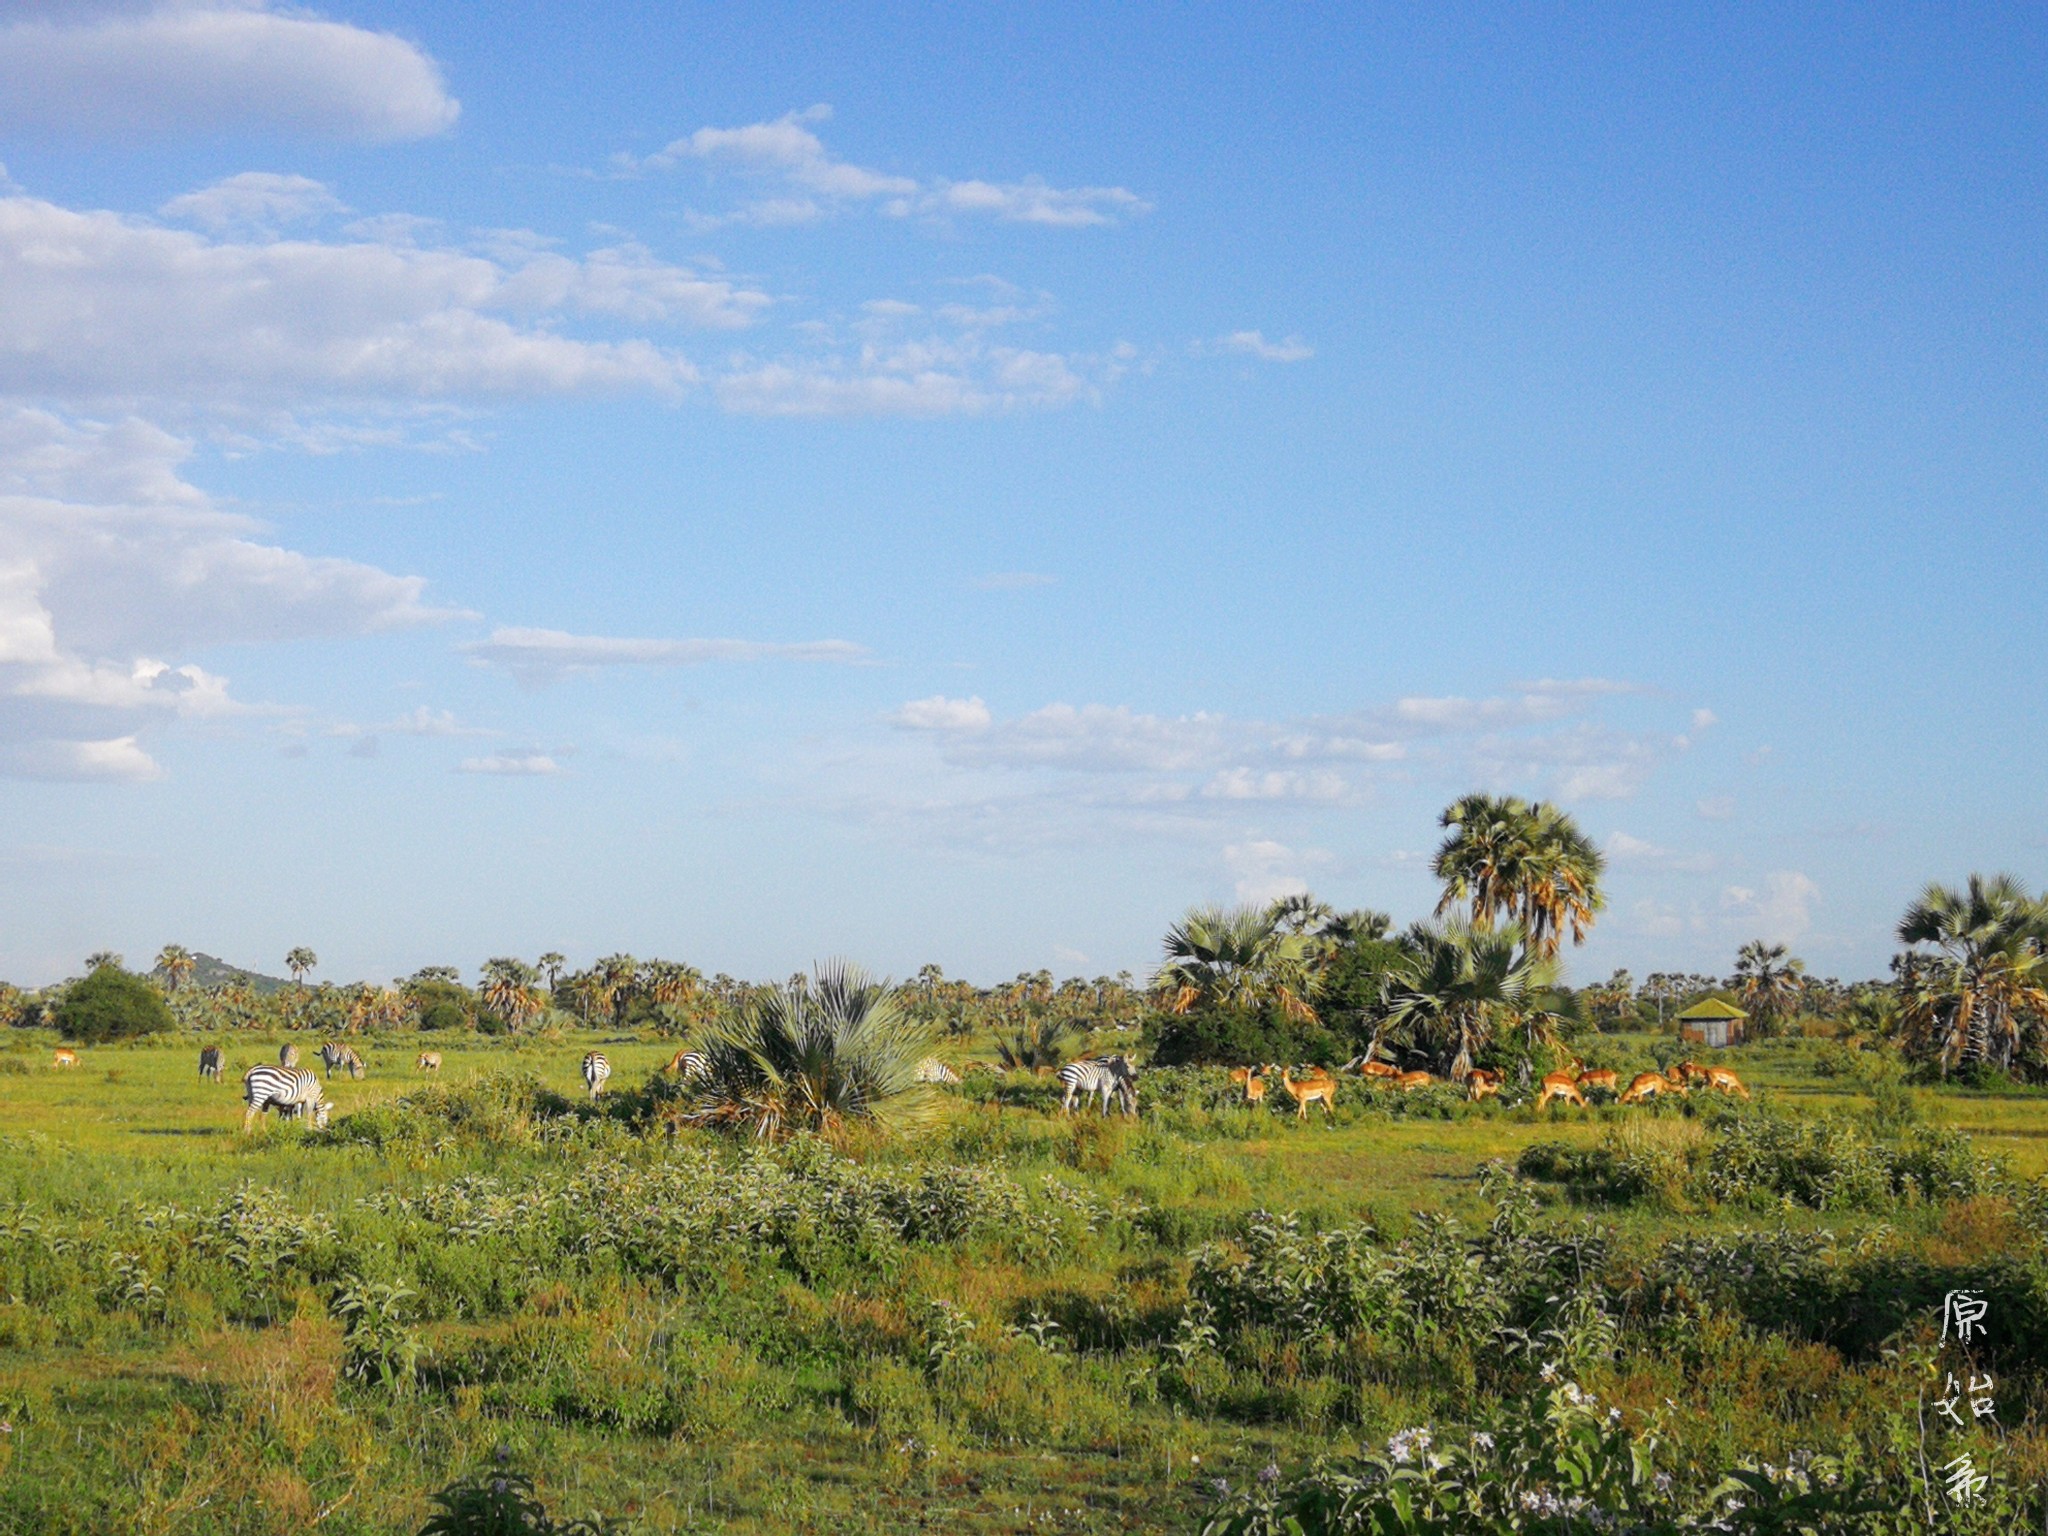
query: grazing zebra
[
  {"left": 242, "top": 1065, "right": 329, "bottom": 1132},
  {"left": 416, "top": 1051, "right": 441, "bottom": 1073},
  {"left": 278, "top": 1042, "right": 300, "bottom": 1067},
  {"left": 198, "top": 1046, "right": 224, "bottom": 1081},
  {"left": 319, "top": 1042, "right": 365, "bottom": 1080},
  {"left": 582, "top": 1051, "right": 611, "bottom": 1100},
  {"left": 1058, "top": 1055, "right": 1138, "bottom": 1116},
  {"left": 914, "top": 1057, "right": 961, "bottom": 1084},
  {"left": 664, "top": 1048, "right": 709, "bottom": 1080}
]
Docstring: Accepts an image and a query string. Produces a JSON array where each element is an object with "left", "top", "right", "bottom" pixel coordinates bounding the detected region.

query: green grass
[{"left": 0, "top": 1026, "right": 2043, "bottom": 1534}]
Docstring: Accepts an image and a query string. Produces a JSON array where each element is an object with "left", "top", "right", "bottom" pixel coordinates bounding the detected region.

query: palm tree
[
  {"left": 1153, "top": 903, "right": 1319, "bottom": 1021},
  {"left": 1895, "top": 874, "right": 2048, "bottom": 1074},
  {"left": 84, "top": 951, "right": 123, "bottom": 973},
  {"left": 537, "top": 952, "right": 567, "bottom": 992},
  {"left": 686, "top": 961, "right": 941, "bottom": 1140},
  {"left": 1432, "top": 795, "right": 1606, "bottom": 957},
  {"left": 155, "top": 945, "right": 196, "bottom": 991},
  {"left": 1733, "top": 941, "right": 1806, "bottom": 1033},
  {"left": 480, "top": 958, "right": 545, "bottom": 1032},
  {"left": 286, "top": 947, "right": 318, "bottom": 987},
  {"left": 1377, "top": 922, "right": 1560, "bottom": 1080}
]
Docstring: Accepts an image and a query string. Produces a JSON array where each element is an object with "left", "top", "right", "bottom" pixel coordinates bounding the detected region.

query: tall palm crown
[
  {"left": 1733, "top": 941, "right": 1806, "bottom": 1026},
  {"left": 480, "top": 958, "right": 545, "bottom": 1031},
  {"left": 155, "top": 944, "right": 195, "bottom": 992},
  {"left": 285, "top": 947, "right": 318, "bottom": 985},
  {"left": 1432, "top": 795, "right": 1606, "bottom": 958},
  {"left": 1153, "top": 903, "right": 1319, "bottom": 1021},
  {"left": 1378, "top": 921, "right": 1559, "bottom": 1081},
  {"left": 1894, "top": 873, "right": 2048, "bottom": 1073}
]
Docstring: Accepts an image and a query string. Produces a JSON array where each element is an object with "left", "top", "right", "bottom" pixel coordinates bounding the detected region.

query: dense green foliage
[{"left": 53, "top": 965, "right": 174, "bottom": 1044}]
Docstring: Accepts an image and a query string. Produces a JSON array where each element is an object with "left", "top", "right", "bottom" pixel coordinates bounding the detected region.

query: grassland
[{"left": 0, "top": 1027, "right": 2042, "bottom": 1534}]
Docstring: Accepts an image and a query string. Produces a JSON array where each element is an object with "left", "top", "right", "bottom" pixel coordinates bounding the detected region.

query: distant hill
[{"left": 152, "top": 953, "right": 293, "bottom": 995}]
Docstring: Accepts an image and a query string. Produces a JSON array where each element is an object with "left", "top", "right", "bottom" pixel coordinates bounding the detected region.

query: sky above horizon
[{"left": 0, "top": 2, "right": 2042, "bottom": 990}]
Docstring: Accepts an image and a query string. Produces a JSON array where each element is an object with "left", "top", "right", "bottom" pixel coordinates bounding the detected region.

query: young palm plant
[
  {"left": 1376, "top": 921, "right": 1559, "bottom": 1081},
  {"left": 687, "top": 961, "right": 942, "bottom": 1140}
]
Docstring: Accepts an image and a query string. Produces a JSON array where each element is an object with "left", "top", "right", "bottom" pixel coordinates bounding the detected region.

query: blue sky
[{"left": 0, "top": 2, "right": 2041, "bottom": 988}]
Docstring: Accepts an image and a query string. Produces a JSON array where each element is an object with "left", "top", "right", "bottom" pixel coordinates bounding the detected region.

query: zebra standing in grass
[
  {"left": 242, "top": 1065, "right": 329, "bottom": 1132},
  {"left": 914, "top": 1057, "right": 961, "bottom": 1084},
  {"left": 1058, "top": 1054, "right": 1138, "bottom": 1117},
  {"left": 198, "top": 1046, "right": 224, "bottom": 1081},
  {"left": 664, "top": 1048, "right": 709, "bottom": 1080},
  {"left": 582, "top": 1051, "right": 611, "bottom": 1100},
  {"left": 319, "top": 1042, "right": 365, "bottom": 1080},
  {"left": 279, "top": 1042, "right": 300, "bottom": 1067}
]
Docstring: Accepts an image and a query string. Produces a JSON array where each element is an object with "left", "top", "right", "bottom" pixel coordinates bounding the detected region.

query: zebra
[
  {"left": 1058, "top": 1055, "right": 1138, "bottom": 1117},
  {"left": 242, "top": 1065, "right": 329, "bottom": 1133},
  {"left": 319, "top": 1042, "right": 365, "bottom": 1080},
  {"left": 665, "top": 1048, "right": 709, "bottom": 1080},
  {"left": 914, "top": 1057, "right": 961, "bottom": 1084},
  {"left": 279, "top": 1042, "right": 300, "bottom": 1067},
  {"left": 198, "top": 1046, "right": 224, "bottom": 1081},
  {"left": 582, "top": 1051, "right": 611, "bottom": 1100}
]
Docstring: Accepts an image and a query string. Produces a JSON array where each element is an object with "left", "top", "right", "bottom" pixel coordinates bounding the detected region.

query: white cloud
[
  {"left": 1198, "top": 330, "right": 1313, "bottom": 363},
  {"left": 0, "top": 3, "right": 460, "bottom": 141},
  {"left": 1201, "top": 768, "right": 1347, "bottom": 802},
  {"left": 715, "top": 339, "right": 1098, "bottom": 418},
  {"left": 464, "top": 626, "right": 868, "bottom": 688},
  {"left": 160, "top": 171, "right": 347, "bottom": 234},
  {"left": 1696, "top": 795, "right": 1735, "bottom": 820},
  {"left": 888, "top": 695, "right": 991, "bottom": 732},
  {"left": 0, "top": 194, "right": 766, "bottom": 411},
  {"left": 1721, "top": 871, "right": 1820, "bottom": 943},
  {"left": 0, "top": 406, "right": 454, "bottom": 780},
  {"left": 458, "top": 750, "right": 565, "bottom": 777},
  {"left": 635, "top": 105, "right": 1148, "bottom": 228},
  {"left": 1691, "top": 707, "right": 1719, "bottom": 731},
  {"left": 1223, "top": 839, "right": 1327, "bottom": 905},
  {"left": 1604, "top": 830, "right": 1716, "bottom": 873}
]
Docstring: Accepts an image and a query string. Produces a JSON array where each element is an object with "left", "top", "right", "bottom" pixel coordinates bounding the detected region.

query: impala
[
  {"left": 1279, "top": 1067, "right": 1337, "bottom": 1120},
  {"left": 1535, "top": 1071, "right": 1585, "bottom": 1109}
]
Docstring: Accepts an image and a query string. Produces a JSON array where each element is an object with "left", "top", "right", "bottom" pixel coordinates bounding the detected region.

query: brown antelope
[
  {"left": 1227, "top": 1066, "right": 1269, "bottom": 1106},
  {"left": 1279, "top": 1067, "right": 1337, "bottom": 1120},
  {"left": 1343, "top": 1054, "right": 1402, "bottom": 1081},
  {"left": 1672, "top": 1060, "right": 1710, "bottom": 1086},
  {"left": 1576, "top": 1068, "right": 1618, "bottom": 1099},
  {"left": 1699, "top": 1063, "right": 1749, "bottom": 1098},
  {"left": 1390, "top": 1070, "right": 1435, "bottom": 1093},
  {"left": 1536, "top": 1071, "right": 1585, "bottom": 1109},
  {"left": 416, "top": 1051, "right": 442, "bottom": 1073},
  {"left": 52, "top": 1047, "right": 78, "bottom": 1069},
  {"left": 1619, "top": 1070, "right": 1685, "bottom": 1104},
  {"left": 1466, "top": 1068, "right": 1501, "bottom": 1102}
]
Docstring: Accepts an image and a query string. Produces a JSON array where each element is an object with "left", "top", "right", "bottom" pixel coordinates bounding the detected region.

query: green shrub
[{"left": 53, "top": 968, "right": 173, "bottom": 1044}]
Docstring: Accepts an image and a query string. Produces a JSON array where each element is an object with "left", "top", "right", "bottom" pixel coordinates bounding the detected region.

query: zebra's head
[{"left": 311, "top": 1098, "right": 331, "bottom": 1129}]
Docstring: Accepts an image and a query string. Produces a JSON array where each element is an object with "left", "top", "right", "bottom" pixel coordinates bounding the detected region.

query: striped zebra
[
  {"left": 319, "top": 1042, "right": 365, "bottom": 1080},
  {"left": 582, "top": 1051, "right": 611, "bottom": 1100},
  {"left": 914, "top": 1057, "right": 961, "bottom": 1084},
  {"left": 664, "top": 1048, "right": 709, "bottom": 1080},
  {"left": 198, "top": 1046, "right": 224, "bottom": 1081},
  {"left": 1058, "top": 1055, "right": 1138, "bottom": 1117},
  {"left": 278, "top": 1042, "right": 300, "bottom": 1067},
  {"left": 242, "top": 1065, "right": 329, "bottom": 1132}
]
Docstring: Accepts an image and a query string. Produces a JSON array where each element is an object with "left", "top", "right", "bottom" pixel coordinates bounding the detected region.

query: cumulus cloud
[
  {"left": 464, "top": 626, "right": 868, "bottom": 689},
  {"left": 888, "top": 696, "right": 991, "bottom": 732},
  {"left": 0, "top": 406, "right": 454, "bottom": 780},
  {"left": 0, "top": 3, "right": 460, "bottom": 141},
  {"left": 1224, "top": 839, "right": 1328, "bottom": 905},
  {"left": 631, "top": 105, "right": 1149, "bottom": 228},
  {"left": 716, "top": 339, "right": 1103, "bottom": 418},
  {"left": 1721, "top": 871, "right": 1821, "bottom": 942},
  {"left": 458, "top": 750, "right": 565, "bottom": 777},
  {"left": 160, "top": 171, "right": 347, "bottom": 234},
  {"left": 0, "top": 194, "right": 772, "bottom": 412},
  {"left": 1196, "top": 330, "right": 1314, "bottom": 363}
]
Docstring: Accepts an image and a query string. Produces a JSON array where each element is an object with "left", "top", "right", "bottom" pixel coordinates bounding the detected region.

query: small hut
[{"left": 1675, "top": 997, "right": 1748, "bottom": 1048}]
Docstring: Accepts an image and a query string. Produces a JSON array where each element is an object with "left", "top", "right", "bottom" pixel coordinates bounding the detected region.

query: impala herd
[{"left": 1230, "top": 1053, "right": 1749, "bottom": 1115}]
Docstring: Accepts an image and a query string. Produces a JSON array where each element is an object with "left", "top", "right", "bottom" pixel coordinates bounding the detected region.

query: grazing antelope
[
  {"left": 1279, "top": 1066, "right": 1337, "bottom": 1119},
  {"left": 1059, "top": 1055, "right": 1138, "bottom": 1116},
  {"left": 1227, "top": 1065, "right": 1270, "bottom": 1105},
  {"left": 1342, "top": 1054, "right": 1402, "bottom": 1081},
  {"left": 959, "top": 1060, "right": 998, "bottom": 1075},
  {"left": 582, "top": 1051, "right": 611, "bottom": 1100},
  {"left": 1390, "top": 1070, "right": 1435, "bottom": 1093},
  {"left": 278, "top": 1043, "right": 300, "bottom": 1068},
  {"left": 665, "top": 1048, "right": 710, "bottom": 1080},
  {"left": 52, "top": 1047, "right": 79, "bottom": 1069},
  {"left": 319, "top": 1042, "right": 365, "bottom": 1080},
  {"left": 242, "top": 1065, "right": 329, "bottom": 1132},
  {"left": 198, "top": 1045, "right": 224, "bottom": 1081},
  {"left": 1466, "top": 1068, "right": 1501, "bottom": 1102},
  {"left": 1619, "top": 1071, "right": 1685, "bottom": 1105},
  {"left": 1576, "top": 1068, "right": 1618, "bottom": 1099},
  {"left": 914, "top": 1057, "right": 962, "bottom": 1084},
  {"left": 416, "top": 1051, "right": 442, "bottom": 1073},
  {"left": 1699, "top": 1063, "right": 1749, "bottom": 1098},
  {"left": 1536, "top": 1071, "right": 1586, "bottom": 1109}
]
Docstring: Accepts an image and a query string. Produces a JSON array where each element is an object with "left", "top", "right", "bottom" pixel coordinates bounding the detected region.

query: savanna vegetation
[{"left": 2, "top": 798, "right": 2044, "bottom": 1534}]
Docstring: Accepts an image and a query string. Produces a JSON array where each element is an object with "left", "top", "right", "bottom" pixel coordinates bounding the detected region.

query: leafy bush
[
  {"left": 418, "top": 1464, "right": 628, "bottom": 1536},
  {"left": 1145, "top": 1003, "right": 1343, "bottom": 1068},
  {"left": 53, "top": 967, "right": 173, "bottom": 1044}
]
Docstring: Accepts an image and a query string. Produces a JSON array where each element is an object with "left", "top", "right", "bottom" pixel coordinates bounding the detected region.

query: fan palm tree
[
  {"left": 1377, "top": 922, "right": 1560, "bottom": 1080},
  {"left": 537, "top": 952, "right": 566, "bottom": 992},
  {"left": 155, "top": 944, "right": 196, "bottom": 992},
  {"left": 1153, "top": 903, "right": 1319, "bottom": 1021},
  {"left": 1733, "top": 941, "right": 1806, "bottom": 1033},
  {"left": 285, "top": 947, "right": 317, "bottom": 987},
  {"left": 686, "top": 961, "right": 940, "bottom": 1141},
  {"left": 1432, "top": 795, "right": 1606, "bottom": 957},
  {"left": 84, "top": 951, "right": 123, "bottom": 973},
  {"left": 480, "top": 958, "right": 546, "bottom": 1032},
  {"left": 1515, "top": 801, "right": 1608, "bottom": 957},
  {"left": 1895, "top": 874, "right": 2048, "bottom": 1074}
]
